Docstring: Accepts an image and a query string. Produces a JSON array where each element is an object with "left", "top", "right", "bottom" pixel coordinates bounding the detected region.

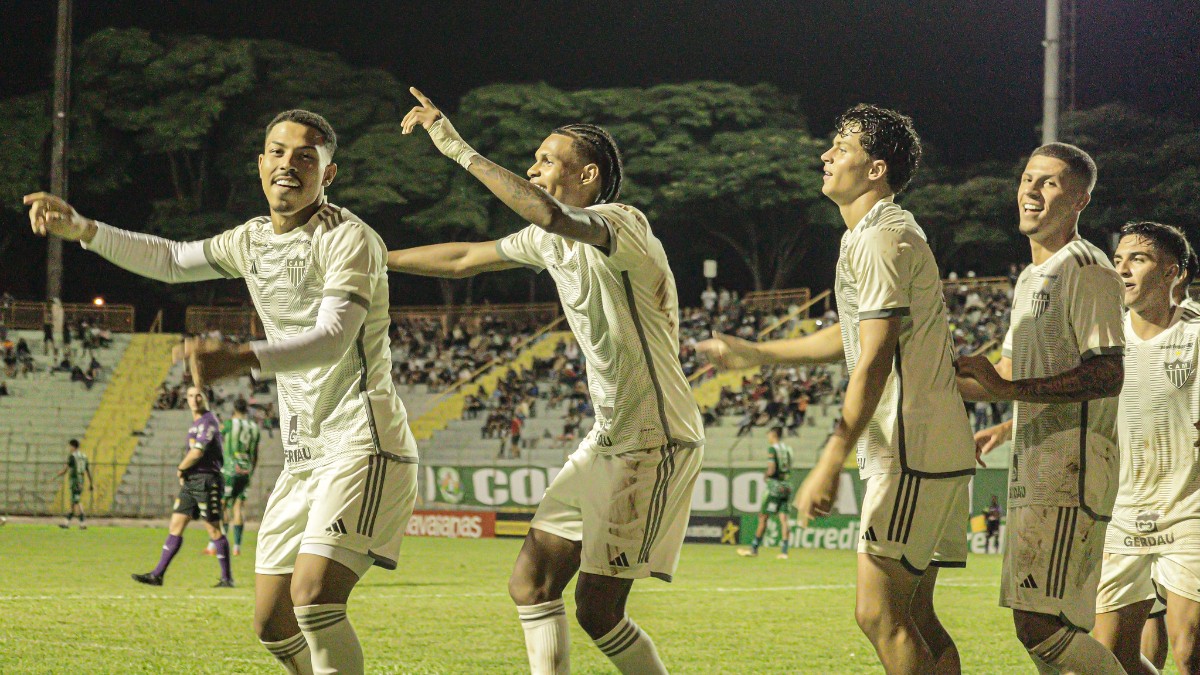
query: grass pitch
[{"left": 0, "top": 523, "right": 1170, "bottom": 673}]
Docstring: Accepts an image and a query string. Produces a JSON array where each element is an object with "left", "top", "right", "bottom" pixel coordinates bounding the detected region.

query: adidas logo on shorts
[
  {"left": 862, "top": 527, "right": 878, "bottom": 542},
  {"left": 609, "top": 552, "right": 630, "bottom": 568},
  {"left": 1020, "top": 574, "right": 1038, "bottom": 589},
  {"left": 325, "top": 518, "right": 348, "bottom": 536}
]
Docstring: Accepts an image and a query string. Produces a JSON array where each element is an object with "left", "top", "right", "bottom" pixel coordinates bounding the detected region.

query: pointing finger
[{"left": 410, "top": 87, "right": 432, "bottom": 107}]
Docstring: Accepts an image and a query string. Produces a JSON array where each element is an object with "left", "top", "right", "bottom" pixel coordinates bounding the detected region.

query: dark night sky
[
  {"left": 2, "top": 1, "right": 1198, "bottom": 319},
  {"left": 3, "top": 0, "right": 1198, "bottom": 165}
]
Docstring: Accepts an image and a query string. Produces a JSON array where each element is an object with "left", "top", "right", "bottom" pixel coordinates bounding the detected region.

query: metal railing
[{"left": 1, "top": 300, "right": 135, "bottom": 332}]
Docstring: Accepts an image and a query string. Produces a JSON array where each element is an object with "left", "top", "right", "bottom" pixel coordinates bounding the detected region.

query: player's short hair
[
  {"left": 265, "top": 109, "right": 338, "bottom": 157},
  {"left": 769, "top": 426, "right": 784, "bottom": 438},
  {"left": 1120, "top": 221, "right": 1190, "bottom": 277},
  {"left": 234, "top": 398, "right": 248, "bottom": 414},
  {"left": 834, "top": 104, "right": 923, "bottom": 194},
  {"left": 68, "top": 439, "right": 79, "bottom": 449},
  {"left": 1030, "top": 142, "right": 1097, "bottom": 193},
  {"left": 1184, "top": 238, "right": 1200, "bottom": 285},
  {"left": 552, "top": 124, "right": 623, "bottom": 205}
]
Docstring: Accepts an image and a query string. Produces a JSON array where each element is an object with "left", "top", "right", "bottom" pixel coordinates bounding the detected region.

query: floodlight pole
[
  {"left": 46, "top": 0, "right": 72, "bottom": 302},
  {"left": 1042, "top": 0, "right": 1061, "bottom": 144}
]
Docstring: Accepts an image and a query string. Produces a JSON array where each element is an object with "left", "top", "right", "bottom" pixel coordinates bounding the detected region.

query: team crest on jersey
[
  {"left": 1031, "top": 277, "right": 1053, "bottom": 318},
  {"left": 1135, "top": 510, "right": 1161, "bottom": 533},
  {"left": 1163, "top": 342, "right": 1195, "bottom": 389},
  {"left": 286, "top": 256, "right": 307, "bottom": 286}
]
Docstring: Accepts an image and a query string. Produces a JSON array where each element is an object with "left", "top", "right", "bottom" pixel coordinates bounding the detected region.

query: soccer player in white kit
[
  {"left": 700, "top": 105, "right": 976, "bottom": 674},
  {"left": 1093, "top": 221, "right": 1200, "bottom": 675},
  {"left": 24, "top": 110, "right": 419, "bottom": 675},
  {"left": 388, "top": 88, "right": 704, "bottom": 674},
  {"left": 958, "top": 143, "right": 1126, "bottom": 674},
  {"left": 1140, "top": 238, "right": 1200, "bottom": 671}
]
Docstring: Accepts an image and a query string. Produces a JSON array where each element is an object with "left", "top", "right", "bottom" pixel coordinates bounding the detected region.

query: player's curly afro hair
[
  {"left": 833, "top": 104, "right": 922, "bottom": 194},
  {"left": 552, "top": 123, "right": 623, "bottom": 205}
]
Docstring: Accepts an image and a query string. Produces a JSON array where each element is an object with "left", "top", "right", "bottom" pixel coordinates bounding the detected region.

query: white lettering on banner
[
  {"left": 509, "top": 469, "right": 546, "bottom": 506},
  {"left": 731, "top": 473, "right": 765, "bottom": 513},
  {"left": 474, "top": 469, "right": 507, "bottom": 506},
  {"left": 423, "top": 466, "right": 436, "bottom": 502},
  {"left": 691, "top": 472, "right": 728, "bottom": 511},
  {"left": 405, "top": 513, "right": 484, "bottom": 539},
  {"left": 834, "top": 474, "right": 859, "bottom": 515},
  {"left": 968, "top": 526, "right": 1005, "bottom": 554}
]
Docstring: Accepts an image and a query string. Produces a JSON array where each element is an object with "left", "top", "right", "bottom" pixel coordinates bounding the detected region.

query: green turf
[{"left": 0, "top": 523, "right": 1176, "bottom": 673}]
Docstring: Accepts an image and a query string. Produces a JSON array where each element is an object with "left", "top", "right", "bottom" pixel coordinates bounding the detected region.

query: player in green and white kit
[
  {"left": 54, "top": 439, "right": 92, "bottom": 529},
  {"left": 222, "top": 398, "right": 260, "bottom": 556},
  {"left": 739, "top": 426, "right": 794, "bottom": 559}
]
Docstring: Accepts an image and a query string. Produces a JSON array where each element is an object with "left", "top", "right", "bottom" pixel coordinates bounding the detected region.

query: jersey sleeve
[
  {"left": 1067, "top": 264, "right": 1125, "bottom": 359},
  {"left": 201, "top": 222, "right": 251, "bottom": 279},
  {"left": 1002, "top": 325, "right": 1014, "bottom": 359},
  {"left": 588, "top": 203, "right": 654, "bottom": 272},
  {"left": 318, "top": 221, "right": 381, "bottom": 310},
  {"left": 496, "top": 225, "right": 548, "bottom": 272},
  {"left": 850, "top": 227, "right": 913, "bottom": 319}
]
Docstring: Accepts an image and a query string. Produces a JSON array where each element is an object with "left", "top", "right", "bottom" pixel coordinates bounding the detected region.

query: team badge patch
[
  {"left": 286, "top": 256, "right": 307, "bottom": 286},
  {"left": 1031, "top": 277, "right": 1052, "bottom": 318},
  {"left": 1164, "top": 344, "right": 1195, "bottom": 389}
]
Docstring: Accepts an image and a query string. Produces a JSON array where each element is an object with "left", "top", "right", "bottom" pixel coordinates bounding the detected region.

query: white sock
[
  {"left": 294, "top": 603, "right": 362, "bottom": 675},
  {"left": 1029, "top": 626, "right": 1124, "bottom": 675},
  {"left": 593, "top": 615, "right": 666, "bottom": 675},
  {"left": 517, "top": 599, "right": 570, "bottom": 674},
  {"left": 261, "top": 633, "right": 314, "bottom": 675}
]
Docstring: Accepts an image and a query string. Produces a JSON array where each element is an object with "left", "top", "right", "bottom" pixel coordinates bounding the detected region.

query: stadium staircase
[
  {"left": 0, "top": 331, "right": 132, "bottom": 515},
  {"left": 409, "top": 331, "right": 572, "bottom": 442},
  {"left": 67, "top": 334, "right": 178, "bottom": 515}
]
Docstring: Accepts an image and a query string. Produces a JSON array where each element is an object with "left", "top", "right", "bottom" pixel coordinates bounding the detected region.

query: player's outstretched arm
[
  {"left": 387, "top": 241, "right": 520, "bottom": 279},
  {"left": 697, "top": 323, "right": 845, "bottom": 370},
  {"left": 956, "top": 356, "right": 1012, "bottom": 401},
  {"left": 957, "top": 353, "right": 1122, "bottom": 404},
  {"left": 795, "top": 317, "right": 900, "bottom": 526},
  {"left": 23, "top": 192, "right": 227, "bottom": 284},
  {"left": 400, "top": 87, "right": 609, "bottom": 247}
]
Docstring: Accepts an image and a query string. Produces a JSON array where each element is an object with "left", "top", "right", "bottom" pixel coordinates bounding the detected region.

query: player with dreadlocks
[{"left": 388, "top": 88, "right": 704, "bottom": 674}]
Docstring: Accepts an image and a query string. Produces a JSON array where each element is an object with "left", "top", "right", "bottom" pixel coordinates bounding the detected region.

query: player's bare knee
[
  {"left": 573, "top": 599, "right": 621, "bottom": 639},
  {"left": 854, "top": 597, "right": 890, "bottom": 637},
  {"left": 1172, "top": 635, "right": 1200, "bottom": 673},
  {"left": 1012, "top": 611, "right": 1063, "bottom": 650},
  {"left": 507, "top": 570, "right": 550, "bottom": 606}
]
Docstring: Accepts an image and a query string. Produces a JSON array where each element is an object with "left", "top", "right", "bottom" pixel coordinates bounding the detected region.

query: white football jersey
[
  {"left": 833, "top": 200, "right": 976, "bottom": 479},
  {"left": 1002, "top": 238, "right": 1124, "bottom": 516},
  {"left": 497, "top": 203, "right": 704, "bottom": 455},
  {"left": 1107, "top": 308, "right": 1200, "bottom": 552},
  {"left": 205, "top": 204, "right": 419, "bottom": 473}
]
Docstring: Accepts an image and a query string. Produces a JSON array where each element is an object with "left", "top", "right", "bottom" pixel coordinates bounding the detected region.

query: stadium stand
[{"left": 1, "top": 278, "right": 1016, "bottom": 516}]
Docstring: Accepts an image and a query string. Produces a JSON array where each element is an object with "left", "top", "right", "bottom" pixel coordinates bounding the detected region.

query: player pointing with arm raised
[
  {"left": 700, "top": 105, "right": 976, "bottom": 674},
  {"left": 956, "top": 143, "right": 1126, "bottom": 674},
  {"left": 24, "top": 110, "right": 418, "bottom": 675},
  {"left": 390, "top": 88, "right": 704, "bottom": 675}
]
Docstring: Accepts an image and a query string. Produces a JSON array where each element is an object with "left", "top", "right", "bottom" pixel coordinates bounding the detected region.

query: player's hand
[
  {"left": 973, "top": 420, "right": 1012, "bottom": 467},
  {"left": 174, "top": 338, "right": 258, "bottom": 388},
  {"left": 401, "top": 87, "right": 443, "bottom": 134},
  {"left": 697, "top": 332, "right": 762, "bottom": 370},
  {"left": 23, "top": 192, "right": 96, "bottom": 242},
  {"left": 954, "top": 355, "right": 1013, "bottom": 398},
  {"left": 794, "top": 459, "right": 840, "bottom": 528}
]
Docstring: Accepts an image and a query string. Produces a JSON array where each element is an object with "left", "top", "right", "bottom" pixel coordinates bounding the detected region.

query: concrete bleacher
[{"left": 0, "top": 330, "right": 131, "bottom": 514}]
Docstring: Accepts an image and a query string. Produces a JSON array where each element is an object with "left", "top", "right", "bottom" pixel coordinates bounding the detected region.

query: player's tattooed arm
[
  {"left": 1009, "top": 354, "right": 1123, "bottom": 403},
  {"left": 958, "top": 353, "right": 1123, "bottom": 403},
  {"left": 466, "top": 156, "right": 610, "bottom": 247},
  {"left": 400, "top": 87, "right": 609, "bottom": 247}
]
